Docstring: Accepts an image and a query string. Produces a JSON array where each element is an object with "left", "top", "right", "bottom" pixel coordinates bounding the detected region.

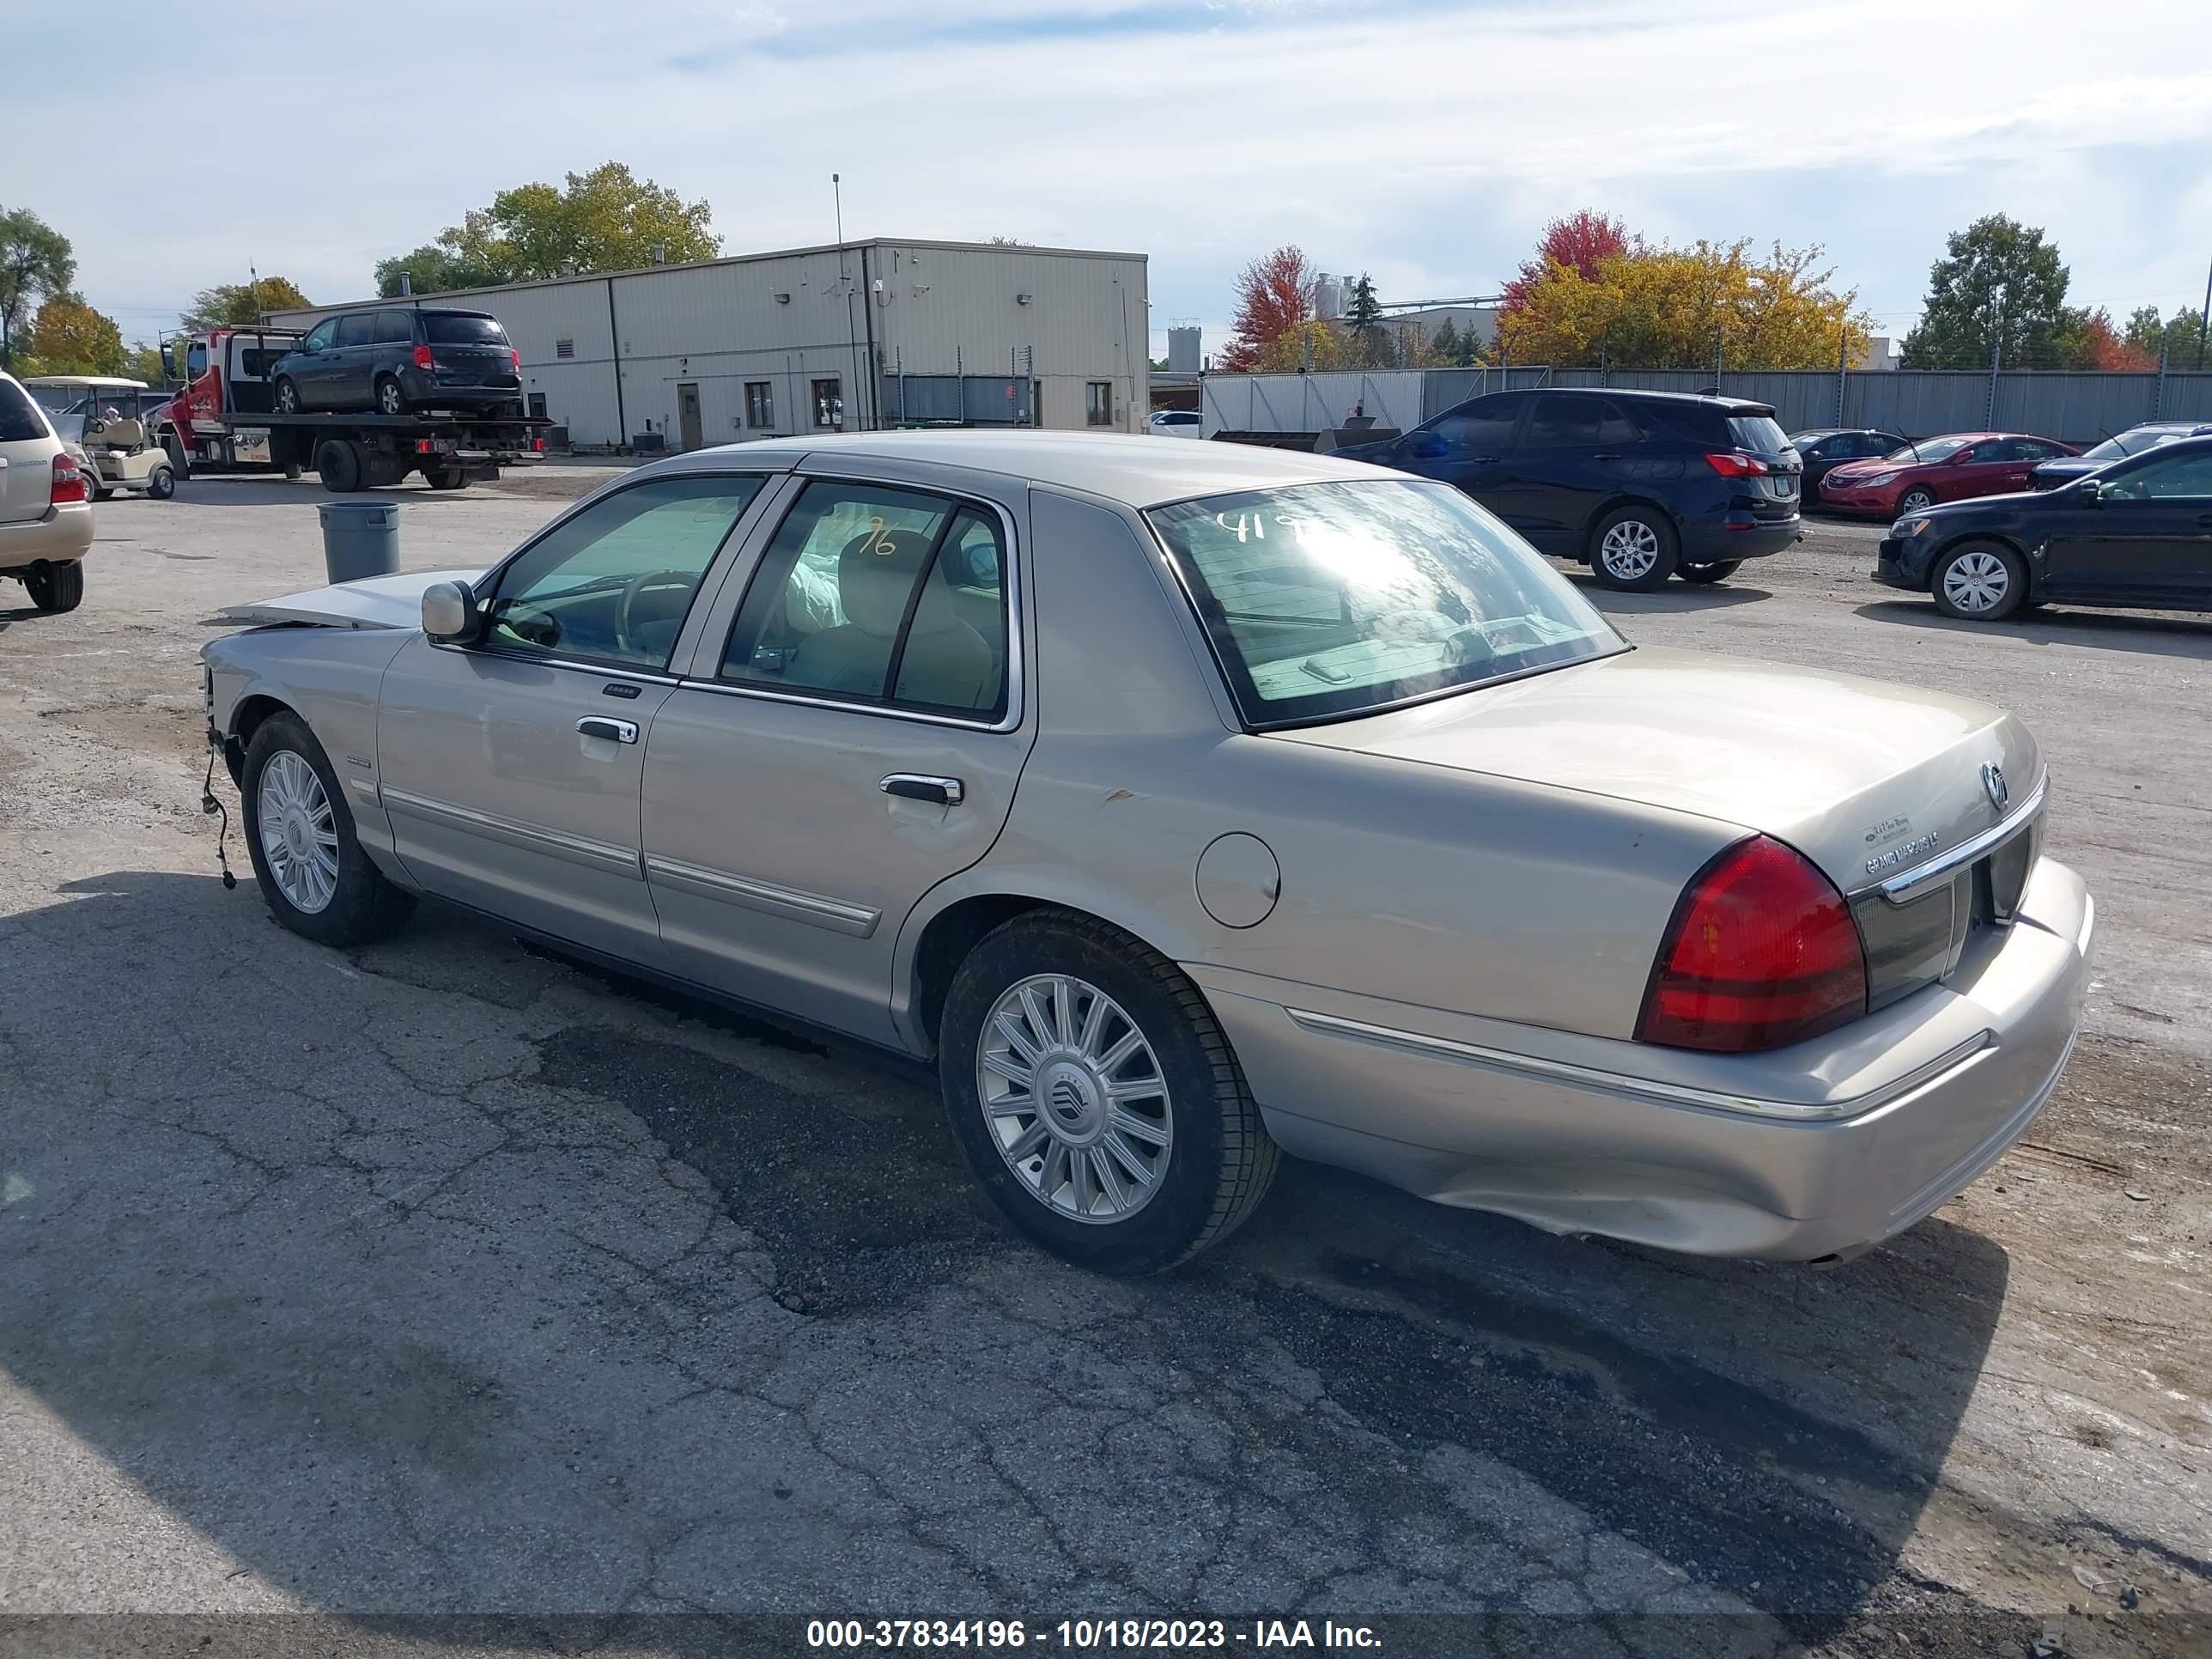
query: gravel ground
[{"left": 1, "top": 468, "right": 2206, "bottom": 1659}]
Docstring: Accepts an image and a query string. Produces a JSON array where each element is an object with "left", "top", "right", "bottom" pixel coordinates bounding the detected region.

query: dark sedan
[
  {"left": 1790, "top": 427, "right": 1905, "bottom": 507},
  {"left": 271, "top": 307, "right": 522, "bottom": 417},
  {"left": 2030, "top": 422, "right": 2212, "bottom": 489},
  {"left": 1875, "top": 435, "right": 2212, "bottom": 620}
]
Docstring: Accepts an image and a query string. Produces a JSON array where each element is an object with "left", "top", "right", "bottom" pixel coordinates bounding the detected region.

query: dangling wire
[{"left": 201, "top": 745, "right": 237, "bottom": 890}]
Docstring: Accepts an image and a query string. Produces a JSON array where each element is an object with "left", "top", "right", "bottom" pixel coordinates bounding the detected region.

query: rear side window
[
  {"left": 376, "top": 311, "right": 414, "bottom": 344},
  {"left": 335, "top": 314, "right": 377, "bottom": 348},
  {"left": 424, "top": 314, "right": 508, "bottom": 345},
  {"left": 1727, "top": 414, "right": 1790, "bottom": 454},
  {"left": 0, "top": 378, "right": 49, "bottom": 442}
]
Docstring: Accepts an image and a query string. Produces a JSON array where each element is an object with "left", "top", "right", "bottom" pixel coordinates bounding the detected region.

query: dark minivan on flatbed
[
  {"left": 271, "top": 307, "right": 522, "bottom": 419},
  {"left": 1337, "top": 389, "right": 1802, "bottom": 590}
]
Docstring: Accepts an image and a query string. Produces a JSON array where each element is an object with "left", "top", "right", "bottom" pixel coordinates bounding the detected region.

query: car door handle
[
  {"left": 1591, "top": 453, "right": 1623, "bottom": 461},
  {"left": 576, "top": 715, "right": 638, "bottom": 744},
  {"left": 880, "top": 774, "right": 964, "bottom": 806}
]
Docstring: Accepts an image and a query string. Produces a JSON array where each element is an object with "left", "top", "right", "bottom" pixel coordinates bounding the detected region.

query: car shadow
[
  {"left": 0, "top": 870, "right": 2010, "bottom": 1644},
  {"left": 1565, "top": 574, "right": 1773, "bottom": 612},
  {"left": 1856, "top": 599, "right": 2212, "bottom": 659}
]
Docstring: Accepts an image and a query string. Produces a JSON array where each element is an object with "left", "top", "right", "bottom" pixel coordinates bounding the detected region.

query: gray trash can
[{"left": 317, "top": 501, "right": 400, "bottom": 583}]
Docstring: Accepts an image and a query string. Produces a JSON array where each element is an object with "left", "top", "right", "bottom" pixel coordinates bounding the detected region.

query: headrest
[{"left": 838, "top": 525, "right": 934, "bottom": 636}]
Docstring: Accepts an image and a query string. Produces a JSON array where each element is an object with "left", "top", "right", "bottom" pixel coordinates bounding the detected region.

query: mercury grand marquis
[{"left": 202, "top": 432, "right": 2092, "bottom": 1273}]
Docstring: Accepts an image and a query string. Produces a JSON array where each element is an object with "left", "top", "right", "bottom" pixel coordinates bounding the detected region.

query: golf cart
[{"left": 22, "top": 376, "right": 177, "bottom": 500}]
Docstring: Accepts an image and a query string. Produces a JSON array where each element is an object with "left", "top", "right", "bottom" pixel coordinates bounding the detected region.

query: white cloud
[{"left": 4, "top": 0, "right": 2207, "bottom": 355}]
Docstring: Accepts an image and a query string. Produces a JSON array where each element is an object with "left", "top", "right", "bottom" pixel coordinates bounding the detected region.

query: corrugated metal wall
[
  {"left": 1201, "top": 371, "right": 1427, "bottom": 435},
  {"left": 267, "top": 241, "right": 1147, "bottom": 449}
]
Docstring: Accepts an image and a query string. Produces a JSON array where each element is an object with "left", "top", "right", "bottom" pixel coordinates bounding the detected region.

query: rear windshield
[
  {"left": 0, "top": 379, "right": 50, "bottom": 442},
  {"left": 1727, "top": 414, "right": 1790, "bottom": 454},
  {"left": 1882, "top": 436, "right": 1971, "bottom": 464},
  {"left": 423, "top": 314, "right": 508, "bottom": 345},
  {"left": 1147, "top": 479, "right": 1622, "bottom": 726}
]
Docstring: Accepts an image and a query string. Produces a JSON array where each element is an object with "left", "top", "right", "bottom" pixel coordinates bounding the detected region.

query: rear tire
[
  {"left": 23, "top": 560, "right": 85, "bottom": 614},
  {"left": 426, "top": 465, "right": 468, "bottom": 490},
  {"left": 1589, "top": 506, "right": 1680, "bottom": 592},
  {"left": 146, "top": 465, "right": 175, "bottom": 500},
  {"left": 274, "top": 377, "right": 301, "bottom": 416},
  {"left": 374, "top": 375, "right": 409, "bottom": 418},
  {"left": 939, "top": 908, "right": 1279, "bottom": 1274},
  {"left": 1930, "top": 541, "right": 2026, "bottom": 622},
  {"left": 1674, "top": 560, "right": 1742, "bottom": 584},
  {"left": 240, "top": 712, "right": 415, "bottom": 948},
  {"left": 161, "top": 432, "right": 191, "bottom": 479},
  {"left": 314, "top": 438, "right": 362, "bottom": 493}
]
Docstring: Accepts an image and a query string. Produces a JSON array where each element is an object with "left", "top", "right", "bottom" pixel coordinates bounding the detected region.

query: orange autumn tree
[{"left": 1219, "top": 246, "right": 1316, "bottom": 372}]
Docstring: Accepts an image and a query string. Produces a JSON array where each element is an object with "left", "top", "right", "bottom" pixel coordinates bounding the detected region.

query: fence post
[
  {"left": 2154, "top": 348, "right": 2168, "bottom": 419},
  {"left": 1836, "top": 327, "right": 1847, "bottom": 426}
]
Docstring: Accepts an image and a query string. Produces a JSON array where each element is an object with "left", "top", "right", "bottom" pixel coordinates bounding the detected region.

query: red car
[{"left": 1818, "top": 431, "right": 2079, "bottom": 518}]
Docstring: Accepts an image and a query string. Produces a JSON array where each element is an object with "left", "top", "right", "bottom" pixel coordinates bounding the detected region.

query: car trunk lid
[{"left": 1268, "top": 646, "right": 2040, "bottom": 901}]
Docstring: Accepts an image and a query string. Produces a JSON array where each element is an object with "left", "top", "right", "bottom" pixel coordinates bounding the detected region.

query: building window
[
  {"left": 527, "top": 392, "right": 548, "bottom": 420},
  {"left": 811, "top": 378, "right": 843, "bottom": 430},
  {"left": 1086, "top": 381, "right": 1114, "bottom": 427},
  {"left": 744, "top": 381, "right": 775, "bottom": 428},
  {"left": 555, "top": 338, "right": 575, "bottom": 360}
]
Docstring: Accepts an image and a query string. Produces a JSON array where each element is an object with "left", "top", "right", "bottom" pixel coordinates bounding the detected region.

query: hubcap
[
  {"left": 257, "top": 750, "right": 340, "bottom": 914},
  {"left": 977, "top": 973, "right": 1172, "bottom": 1224},
  {"left": 1901, "top": 491, "right": 1932, "bottom": 513},
  {"left": 1942, "top": 550, "right": 2010, "bottom": 614},
  {"left": 1600, "top": 520, "right": 1660, "bottom": 579},
  {"left": 380, "top": 382, "right": 403, "bottom": 414}
]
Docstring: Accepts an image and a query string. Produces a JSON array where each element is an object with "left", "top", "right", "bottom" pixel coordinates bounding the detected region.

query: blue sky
[{"left": 10, "top": 0, "right": 2211, "bottom": 359}]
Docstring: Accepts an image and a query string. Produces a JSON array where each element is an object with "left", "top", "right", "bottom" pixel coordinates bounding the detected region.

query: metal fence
[
  {"left": 1201, "top": 371, "right": 1428, "bottom": 435},
  {"left": 1407, "top": 367, "right": 2212, "bottom": 443}
]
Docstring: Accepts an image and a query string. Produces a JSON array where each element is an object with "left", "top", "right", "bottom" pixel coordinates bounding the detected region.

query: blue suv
[
  {"left": 1338, "top": 388, "right": 1803, "bottom": 590},
  {"left": 271, "top": 307, "right": 522, "bottom": 419}
]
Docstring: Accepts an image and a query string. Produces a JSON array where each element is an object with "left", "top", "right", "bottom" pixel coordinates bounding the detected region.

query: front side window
[
  {"left": 720, "top": 481, "right": 1008, "bottom": 720},
  {"left": 1422, "top": 395, "right": 1522, "bottom": 453},
  {"left": 2102, "top": 448, "right": 2212, "bottom": 501},
  {"left": 483, "top": 475, "right": 764, "bottom": 670},
  {"left": 744, "top": 380, "right": 775, "bottom": 428},
  {"left": 295, "top": 324, "right": 332, "bottom": 356},
  {"left": 1086, "top": 381, "right": 1114, "bottom": 426},
  {"left": 1148, "top": 480, "right": 1622, "bottom": 726}
]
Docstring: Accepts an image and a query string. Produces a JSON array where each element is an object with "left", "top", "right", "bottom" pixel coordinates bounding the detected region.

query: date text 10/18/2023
[{"left": 806, "top": 1619, "right": 1382, "bottom": 1650}]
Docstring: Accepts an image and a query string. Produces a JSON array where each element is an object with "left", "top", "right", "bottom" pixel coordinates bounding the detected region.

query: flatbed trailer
[{"left": 156, "top": 325, "right": 549, "bottom": 492}]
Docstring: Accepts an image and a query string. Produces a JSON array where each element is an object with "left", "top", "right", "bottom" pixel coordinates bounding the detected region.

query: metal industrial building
[{"left": 269, "top": 239, "right": 1149, "bottom": 451}]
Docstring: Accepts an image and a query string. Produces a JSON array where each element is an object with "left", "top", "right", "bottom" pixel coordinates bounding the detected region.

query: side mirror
[
  {"left": 421, "top": 580, "right": 479, "bottom": 641},
  {"left": 2076, "top": 477, "right": 2106, "bottom": 506},
  {"left": 1948, "top": 449, "right": 1976, "bottom": 465}
]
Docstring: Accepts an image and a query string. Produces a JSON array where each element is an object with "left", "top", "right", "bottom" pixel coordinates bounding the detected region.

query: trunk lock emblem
[{"left": 1982, "top": 764, "right": 2008, "bottom": 811}]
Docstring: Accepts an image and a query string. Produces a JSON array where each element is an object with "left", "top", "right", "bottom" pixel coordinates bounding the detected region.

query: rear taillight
[
  {"left": 1705, "top": 451, "right": 1770, "bottom": 477},
  {"left": 509, "top": 348, "right": 521, "bottom": 375},
  {"left": 1638, "top": 836, "right": 1868, "bottom": 1053},
  {"left": 50, "top": 453, "right": 88, "bottom": 506},
  {"left": 413, "top": 343, "right": 434, "bottom": 371}
]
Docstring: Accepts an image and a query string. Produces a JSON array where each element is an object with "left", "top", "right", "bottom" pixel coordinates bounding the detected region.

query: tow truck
[{"left": 154, "top": 326, "right": 547, "bottom": 492}]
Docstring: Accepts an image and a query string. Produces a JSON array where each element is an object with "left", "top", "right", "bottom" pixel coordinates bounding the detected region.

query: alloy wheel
[
  {"left": 1599, "top": 519, "right": 1661, "bottom": 581},
  {"left": 1942, "top": 550, "right": 2011, "bottom": 614},
  {"left": 977, "top": 973, "right": 1173, "bottom": 1224},
  {"left": 257, "top": 750, "right": 340, "bottom": 914}
]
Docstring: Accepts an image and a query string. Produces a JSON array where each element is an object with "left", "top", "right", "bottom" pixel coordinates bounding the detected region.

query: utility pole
[
  {"left": 2198, "top": 255, "right": 2210, "bottom": 370},
  {"left": 1986, "top": 285, "right": 2006, "bottom": 428},
  {"left": 1836, "top": 319, "right": 1848, "bottom": 426}
]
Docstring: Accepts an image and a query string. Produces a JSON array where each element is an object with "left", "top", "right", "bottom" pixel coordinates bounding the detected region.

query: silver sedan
[{"left": 202, "top": 433, "right": 2092, "bottom": 1273}]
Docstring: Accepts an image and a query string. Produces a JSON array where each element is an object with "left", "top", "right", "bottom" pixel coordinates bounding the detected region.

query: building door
[{"left": 677, "top": 383, "right": 703, "bottom": 452}]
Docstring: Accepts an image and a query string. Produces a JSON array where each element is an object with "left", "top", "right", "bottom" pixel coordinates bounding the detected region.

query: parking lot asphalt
[{"left": 2, "top": 470, "right": 2207, "bottom": 1659}]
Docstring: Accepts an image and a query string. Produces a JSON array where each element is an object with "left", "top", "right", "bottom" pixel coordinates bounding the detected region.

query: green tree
[
  {"left": 373, "top": 162, "right": 719, "bottom": 296},
  {"left": 1344, "top": 271, "right": 1391, "bottom": 367},
  {"left": 124, "top": 340, "right": 168, "bottom": 386},
  {"left": 0, "top": 206, "right": 76, "bottom": 369},
  {"left": 2125, "top": 303, "right": 2210, "bottom": 368},
  {"left": 179, "top": 276, "right": 313, "bottom": 331},
  {"left": 20, "top": 294, "right": 126, "bottom": 375},
  {"left": 1900, "top": 215, "right": 2082, "bottom": 369}
]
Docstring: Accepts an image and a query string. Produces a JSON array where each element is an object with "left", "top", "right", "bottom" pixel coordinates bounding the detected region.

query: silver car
[{"left": 202, "top": 434, "right": 2092, "bottom": 1273}]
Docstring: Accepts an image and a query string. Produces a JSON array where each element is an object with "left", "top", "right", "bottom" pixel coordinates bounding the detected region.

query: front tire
[
  {"left": 1589, "top": 506, "right": 1679, "bottom": 592},
  {"left": 145, "top": 465, "right": 176, "bottom": 500},
  {"left": 939, "top": 909, "right": 1279, "bottom": 1274},
  {"left": 274, "top": 377, "right": 301, "bottom": 416},
  {"left": 240, "top": 712, "right": 414, "bottom": 947},
  {"left": 426, "top": 465, "right": 468, "bottom": 490},
  {"left": 23, "top": 560, "right": 85, "bottom": 613},
  {"left": 1930, "top": 541, "right": 2027, "bottom": 622},
  {"left": 1674, "top": 560, "right": 1742, "bottom": 584}
]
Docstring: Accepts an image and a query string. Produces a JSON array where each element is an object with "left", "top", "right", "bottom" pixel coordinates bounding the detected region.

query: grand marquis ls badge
[{"left": 1982, "top": 763, "right": 2008, "bottom": 812}]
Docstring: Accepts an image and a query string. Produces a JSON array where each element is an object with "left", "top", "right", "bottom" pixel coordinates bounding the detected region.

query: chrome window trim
[
  {"left": 1873, "top": 772, "right": 2047, "bottom": 904},
  {"left": 1282, "top": 1006, "right": 1994, "bottom": 1124},
  {"left": 641, "top": 854, "right": 880, "bottom": 938},
  {"left": 699, "top": 482, "right": 1026, "bottom": 735},
  {"left": 380, "top": 787, "right": 641, "bottom": 879},
  {"left": 425, "top": 641, "right": 678, "bottom": 684}
]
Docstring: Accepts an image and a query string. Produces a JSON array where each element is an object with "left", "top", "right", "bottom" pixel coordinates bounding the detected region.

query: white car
[{"left": 1148, "top": 410, "right": 1205, "bottom": 439}]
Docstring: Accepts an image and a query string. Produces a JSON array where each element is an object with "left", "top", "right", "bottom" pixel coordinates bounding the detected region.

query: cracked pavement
[{"left": 1, "top": 472, "right": 2207, "bottom": 1657}]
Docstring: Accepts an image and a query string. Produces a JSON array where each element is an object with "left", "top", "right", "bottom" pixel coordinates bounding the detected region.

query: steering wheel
[{"left": 614, "top": 569, "right": 698, "bottom": 657}]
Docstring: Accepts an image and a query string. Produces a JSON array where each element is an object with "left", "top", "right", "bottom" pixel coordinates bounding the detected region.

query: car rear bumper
[
  {"left": 1191, "top": 856, "right": 2093, "bottom": 1261},
  {"left": 0, "top": 502, "right": 94, "bottom": 571},
  {"left": 1680, "top": 513, "right": 1800, "bottom": 562},
  {"left": 398, "top": 369, "right": 521, "bottom": 404}
]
